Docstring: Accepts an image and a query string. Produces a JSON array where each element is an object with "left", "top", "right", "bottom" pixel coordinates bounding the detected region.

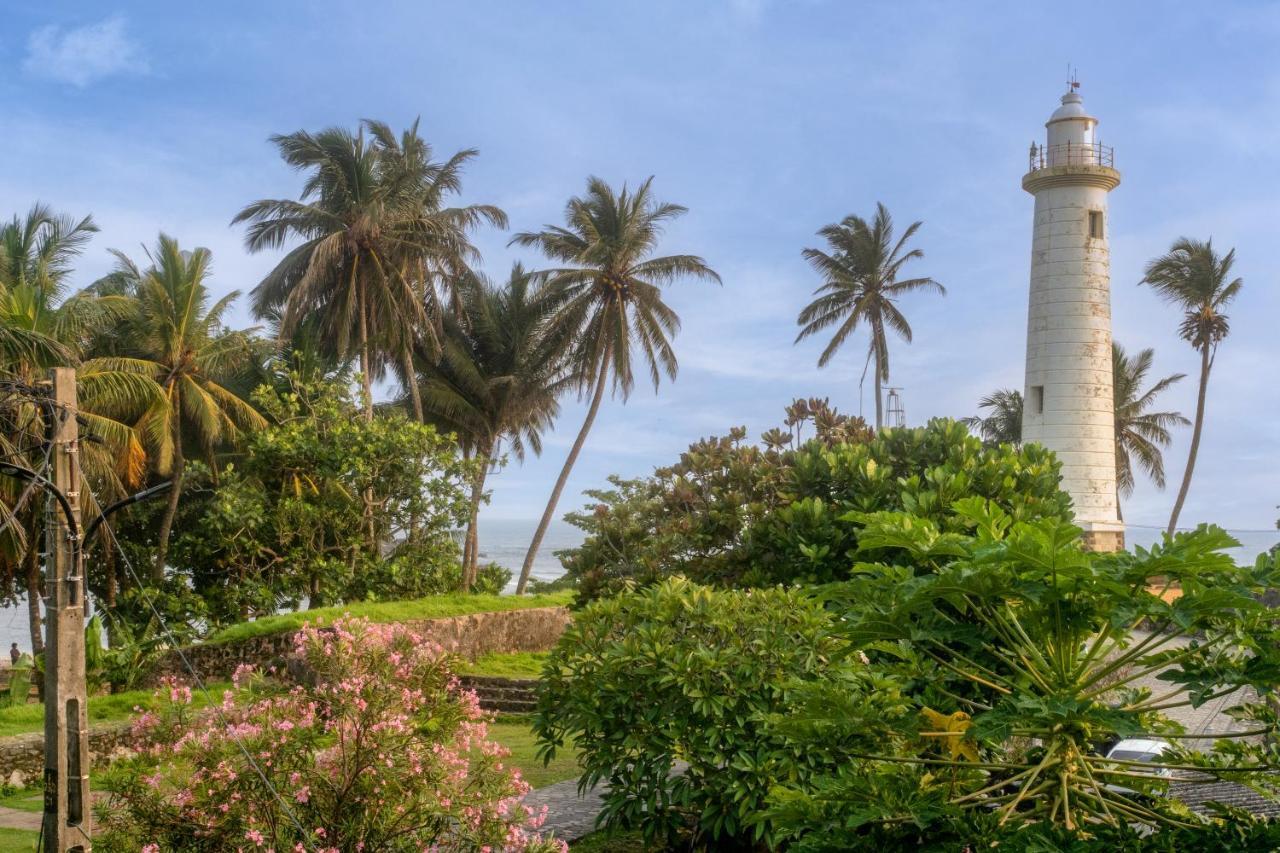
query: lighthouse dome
[
  {"left": 1050, "top": 91, "right": 1088, "bottom": 121},
  {"left": 1045, "top": 90, "right": 1095, "bottom": 146}
]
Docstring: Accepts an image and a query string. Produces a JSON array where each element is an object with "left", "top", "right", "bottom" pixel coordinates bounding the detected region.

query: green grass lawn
[
  {"left": 488, "top": 717, "right": 579, "bottom": 789},
  {"left": 0, "top": 788, "right": 41, "bottom": 813},
  {"left": 204, "top": 590, "right": 573, "bottom": 645},
  {"left": 0, "top": 681, "right": 232, "bottom": 738},
  {"left": 0, "top": 828, "right": 37, "bottom": 853},
  {"left": 460, "top": 651, "right": 549, "bottom": 678},
  {"left": 570, "top": 830, "right": 648, "bottom": 851}
]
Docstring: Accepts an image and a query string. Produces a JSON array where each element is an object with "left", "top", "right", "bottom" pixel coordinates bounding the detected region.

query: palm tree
[
  {"left": 1140, "top": 238, "right": 1243, "bottom": 533},
  {"left": 100, "top": 235, "right": 266, "bottom": 581},
  {"left": 233, "top": 120, "right": 506, "bottom": 421},
  {"left": 1111, "top": 341, "right": 1188, "bottom": 521},
  {"left": 0, "top": 205, "right": 157, "bottom": 656},
  {"left": 962, "top": 389, "right": 1023, "bottom": 446},
  {"left": 796, "top": 203, "right": 944, "bottom": 429},
  {"left": 405, "top": 265, "right": 571, "bottom": 588},
  {"left": 510, "top": 176, "right": 719, "bottom": 593}
]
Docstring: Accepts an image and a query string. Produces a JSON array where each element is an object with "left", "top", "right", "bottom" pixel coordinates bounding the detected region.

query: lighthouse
[{"left": 1021, "top": 82, "right": 1125, "bottom": 551}]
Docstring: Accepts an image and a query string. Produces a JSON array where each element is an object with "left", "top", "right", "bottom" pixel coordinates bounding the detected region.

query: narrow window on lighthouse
[
  {"left": 1088, "top": 210, "right": 1104, "bottom": 239},
  {"left": 1030, "top": 385, "right": 1045, "bottom": 415}
]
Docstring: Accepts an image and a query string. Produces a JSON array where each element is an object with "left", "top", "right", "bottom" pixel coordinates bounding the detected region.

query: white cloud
[{"left": 23, "top": 16, "right": 148, "bottom": 88}]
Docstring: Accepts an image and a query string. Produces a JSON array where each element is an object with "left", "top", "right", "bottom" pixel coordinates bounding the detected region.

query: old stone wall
[
  {"left": 142, "top": 606, "right": 571, "bottom": 687},
  {"left": 0, "top": 721, "right": 132, "bottom": 787}
]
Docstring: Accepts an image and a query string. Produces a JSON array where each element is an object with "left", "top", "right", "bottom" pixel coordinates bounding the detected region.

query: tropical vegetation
[
  {"left": 1140, "top": 238, "right": 1243, "bottom": 533},
  {"left": 795, "top": 202, "right": 944, "bottom": 429},
  {"left": 97, "top": 617, "right": 567, "bottom": 852},
  {"left": 510, "top": 176, "right": 720, "bottom": 593},
  {"left": 1112, "top": 341, "right": 1188, "bottom": 519},
  {"left": 0, "top": 106, "right": 1270, "bottom": 853},
  {"left": 557, "top": 415, "right": 1069, "bottom": 600}
]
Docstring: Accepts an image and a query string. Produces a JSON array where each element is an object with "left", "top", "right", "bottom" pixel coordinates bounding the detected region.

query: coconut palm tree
[
  {"left": 1111, "top": 341, "right": 1188, "bottom": 521},
  {"left": 1140, "top": 238, "right": 1242, "bottom": 533},
  {"left": 962, "top": 388, "right": 1023, "bottom": 446},
  {"left": 233, "top": 120, "right": 506, "bottom": 421},
  {"left": 0, "top": 205, "right": 158, "bottom": 656},
  {"left": 405, "top": 264, "right": 571, "bottom": 588},
  {"left": 796, "top": 203, "right": 944, "bottom": 429},
  {"left": 99, "top": 235, "right": 266, "bottom": 581},
  {"left": 510, "top": 176, "right": 719, "bottom": 593}
]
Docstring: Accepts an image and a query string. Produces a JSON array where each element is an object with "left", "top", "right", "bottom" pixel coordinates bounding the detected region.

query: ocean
[{"left": 1, "top": 521, "right": 1274, "bottom": 654}]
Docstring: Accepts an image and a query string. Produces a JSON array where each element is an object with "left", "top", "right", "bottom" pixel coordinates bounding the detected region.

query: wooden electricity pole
[{"left": 43, "top": 367, "right": 92, "bottom": 851}]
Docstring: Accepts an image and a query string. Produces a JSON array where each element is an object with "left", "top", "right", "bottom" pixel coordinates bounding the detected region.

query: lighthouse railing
[{"left": 1028, "top": 141, "right": 1114, "bottom": 171}]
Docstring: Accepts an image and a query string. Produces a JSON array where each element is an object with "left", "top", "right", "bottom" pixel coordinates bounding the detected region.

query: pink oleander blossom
[{"left": 95, "top": 616, "right": 563, "bottom": 853}]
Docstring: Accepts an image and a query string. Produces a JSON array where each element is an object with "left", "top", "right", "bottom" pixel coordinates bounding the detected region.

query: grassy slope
[
  {"left": 0, "top": 682, "right": 232, "bottom": 739},
  {"left": 460, "top": 651, "right": 549, "bottom": 678},
  {"left": 204, "top": 590, "right": 573, "bottom": 645}
]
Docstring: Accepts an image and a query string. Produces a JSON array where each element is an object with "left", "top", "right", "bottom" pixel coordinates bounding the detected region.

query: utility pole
[{"left": 43, "top": 367, "right": 91, "bottom": 851}]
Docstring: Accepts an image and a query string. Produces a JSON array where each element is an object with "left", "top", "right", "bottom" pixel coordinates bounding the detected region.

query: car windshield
[{"left": 1109, "top": 749, "right": 1159, "bottom": 763}]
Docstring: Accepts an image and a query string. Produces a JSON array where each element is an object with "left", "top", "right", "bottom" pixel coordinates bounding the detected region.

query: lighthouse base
[{"left": 1080, "top": 522, "right": 1126, "bottom": 553}]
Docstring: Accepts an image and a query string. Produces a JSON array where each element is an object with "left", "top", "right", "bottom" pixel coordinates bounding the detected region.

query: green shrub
[
  {"left": 559, "top": 418, "right": 1070, "bottom": 599},
  {"left": 787, "top": 806, "right": 1280, "bottom": 852},
  {"left": 764, "top": 508, "right": 1280, "bottom": 844},
  {"left": 533, "top": 578, "right": 903, "bottom": 849}
]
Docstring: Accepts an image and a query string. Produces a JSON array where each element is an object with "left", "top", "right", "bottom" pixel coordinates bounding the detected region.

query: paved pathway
[
  {"left": 525, "top": 778, "right": 607, "bottom": 842},
  {"left": 0, "top": 805, "right": 38, "bottom": 831}
]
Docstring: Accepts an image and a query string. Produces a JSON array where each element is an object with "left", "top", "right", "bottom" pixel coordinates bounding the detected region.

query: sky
[{"left": 2, "top": 1, "right": 1277, "bottom": 539}]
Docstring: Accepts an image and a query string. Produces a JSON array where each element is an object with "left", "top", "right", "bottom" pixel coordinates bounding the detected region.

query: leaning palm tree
[
  {"left": 1111, "top": 341, "right": 1188, "bottom": 521},
  {"left": 796, "top": 203, "right": 944, "bottom": 429},
  {"left": 100, "top": 235, "right": 266, "bottom": 581},
  {"left": 962, "top": 388, "right": 1023, "bottom": 446},
  {"left": 1140, "top": 238, "right": 1242, "bottom": 533},
  {"left": 404, "top": 264, "right": 572, "bottom": 588},
  {"left": 510, "top": 176, "right": 719, "bottom": 593},
  {"left": 233, "top": 120, "right": 505, "bottom": 421}
]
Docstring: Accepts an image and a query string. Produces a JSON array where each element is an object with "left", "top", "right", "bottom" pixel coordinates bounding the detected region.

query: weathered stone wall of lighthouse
[{"left": 1021, "top": 176, "right": 1121, "bottom": 544}]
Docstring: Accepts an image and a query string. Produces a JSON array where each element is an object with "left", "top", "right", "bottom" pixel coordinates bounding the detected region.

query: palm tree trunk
[
  {"left": 1116, "top": 487, "right": 1124, "bottom": 523},
  {"left": 104, "top": 536, "right": 117, "bottom": 608},
  {"left": 153, "top": 433, "right": 186, "bottom": 584},
  {"left": 460, "top": 446, "right": 473, "bottom": 571},
  {"left": 359, "top": 281, "right": 374, "bottom": 423},
  {"left": 24, "top": 523, "right": 43, "bottom": 661},
  {"left": 402, "top": 346, "right": 424, "bottom": 423},
  {"left": 516, "top": 363, "right": 611, "bottom": 594},
  {"left": 1167, "top": 346, "right": 1211, "bottom": 534},
  {"left": 463, "top": 445, "right": 492, "bottom": 592},
  {"left": 873, "top": 349, "right": 884, "bottom": 431}
]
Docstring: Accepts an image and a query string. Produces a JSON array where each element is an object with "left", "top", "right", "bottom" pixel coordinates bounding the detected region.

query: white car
[{"left": 1104, "top": 738, "right": 1172, "bottom": 797}]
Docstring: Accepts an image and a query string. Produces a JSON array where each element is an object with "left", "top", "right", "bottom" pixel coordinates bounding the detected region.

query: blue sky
[{"left": 2, "top": 1, "right": 1277, "bottom": 537}]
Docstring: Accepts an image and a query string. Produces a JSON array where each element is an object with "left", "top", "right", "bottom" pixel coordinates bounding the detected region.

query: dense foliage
[
  {"left": 97, "top": 617, "right": 566, "bottom": 852},
  {"left": 560, "top": 416, "right": 1070, "bottom": 599},
  {"left": 764, "top": 507, "right": 1280, "bottom": 845},
  {"left": 533, "top": 578, "right": 902, "bottom": 849},
  {"left": 168, "top": 371, "right": 480, "bottom": 621}
]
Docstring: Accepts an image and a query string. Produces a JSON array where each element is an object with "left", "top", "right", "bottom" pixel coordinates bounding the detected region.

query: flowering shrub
[{"left": 96, "top": 617, "right": 565, "bottom": 852}]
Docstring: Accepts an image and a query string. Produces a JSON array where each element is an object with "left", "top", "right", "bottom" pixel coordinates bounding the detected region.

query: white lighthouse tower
[{"left": 1021, "top": 82, "right": 1125, "bottom": 551}]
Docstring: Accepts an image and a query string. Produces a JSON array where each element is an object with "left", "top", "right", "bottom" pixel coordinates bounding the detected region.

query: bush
[
  {"left": 169, "top": 371, "right": 478, "bottom": 621},
  {"left": 533, "top": 578, "right": 901, "bottom": 849},
  {"left": 96, "top": 617, "right": 567, "bottom": 852},
  {"left": 764, "top": 509, "right": 1280, "bottom": 845},
  {"left": 559, "top": 417, "right": 1070, "bottom": 600}
]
